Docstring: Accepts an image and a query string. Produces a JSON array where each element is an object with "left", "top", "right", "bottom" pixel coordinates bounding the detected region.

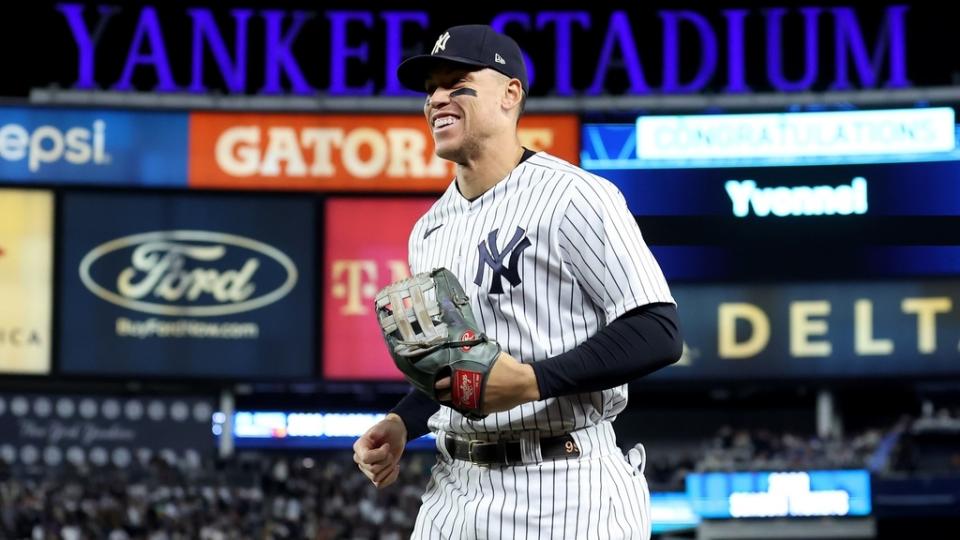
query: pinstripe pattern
[
  {"left": 408, "top": 152, "right": 673, "bottom": 436},
  {"left": 413, "top": 424, "right": 652, "bottom": 539},
  {"left": 408, "top": 152, "right": 668, "bottom": 539}
]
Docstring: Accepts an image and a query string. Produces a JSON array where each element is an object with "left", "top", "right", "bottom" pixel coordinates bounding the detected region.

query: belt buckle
[
  {"left": 466, "top": 439, "right": 508, "bottom": 466},
  {"left": 467, "top": 439, "right": 485, "bottom": 464}
]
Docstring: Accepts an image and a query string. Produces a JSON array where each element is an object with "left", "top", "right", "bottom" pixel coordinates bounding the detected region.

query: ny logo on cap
[
  {"left": 432, "top": 32, "right": 451, "bottom": 55},
  {"left": 495, "top": 53, "right": 506, "bottom": 65}
]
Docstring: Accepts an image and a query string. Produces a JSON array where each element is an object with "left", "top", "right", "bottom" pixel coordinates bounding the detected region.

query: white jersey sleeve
[{"left": 558, "top": 175, "right": 674, "bottom": 322}]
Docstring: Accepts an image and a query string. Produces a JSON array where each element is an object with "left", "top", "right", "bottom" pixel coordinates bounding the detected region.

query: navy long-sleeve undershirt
[{"left": 390, "top": 302, "right": 683, "bottom": 441}]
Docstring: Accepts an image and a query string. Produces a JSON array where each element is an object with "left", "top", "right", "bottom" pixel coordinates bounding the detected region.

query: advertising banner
[
  {"left": 0, "top": 189, "right": 53, "bottom": 374},
  {"left": 662, "top": 280, "right": 960, "bottom": 380},
  {"left": 322, "top": 198, "right": 433, "bottom": 380},
  {"left": 189, "top": 113, "right": 579, "bottom": 191},
  {"left": 0, "top": 106, "right": 188, "bottom": 186},
  {"left": 59, "top": 192, "right": 314, "bottom": 378}
]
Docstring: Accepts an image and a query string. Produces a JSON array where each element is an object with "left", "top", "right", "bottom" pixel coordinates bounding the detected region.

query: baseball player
[{"left": 353, "top": 24, "right": 682, "bottom": 539}]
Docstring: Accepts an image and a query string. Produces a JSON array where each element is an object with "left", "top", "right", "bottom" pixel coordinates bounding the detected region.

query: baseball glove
[{"left": 375, "top": 268, "right": 501, "bottom": 420}]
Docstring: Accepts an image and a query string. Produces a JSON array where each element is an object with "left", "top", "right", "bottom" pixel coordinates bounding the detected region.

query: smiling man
[{"left": 353, "top": 24, "right": 683, "bottom": 539}]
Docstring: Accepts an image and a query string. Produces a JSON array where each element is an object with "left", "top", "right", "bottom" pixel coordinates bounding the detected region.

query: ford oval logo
[{"left": 79, "top": 230, "right": 298, "bottom": 317}]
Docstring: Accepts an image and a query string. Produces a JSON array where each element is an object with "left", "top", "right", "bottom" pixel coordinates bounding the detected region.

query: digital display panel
[{"left": 686, "top": 470, "right": 871, "bottom": 519}]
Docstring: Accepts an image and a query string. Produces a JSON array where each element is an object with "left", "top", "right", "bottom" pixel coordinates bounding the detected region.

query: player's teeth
[{"left": 435, "top": 117, "right": 457, "bottom": 128}]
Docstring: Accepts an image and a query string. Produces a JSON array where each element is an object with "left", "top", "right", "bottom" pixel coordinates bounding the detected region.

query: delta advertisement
[
  {"left": 322, "top": 198, "right": 433, "bottom": 380},
  {"left": 0, "top": 393, "right": 214, "bottom": 468},
  {"left": 188, "top": 113, "right": 580, "bottom": 191},
  {"left": 58, "top": 192, "right": 315, "bottom": 379},
  {"left": 663, "top": 280, "right": 960, "bottom": 380},
  {"left": 0, "top": 189, "right": 53, "bottom": 374},
  {"left": 0, "top": 106, "right": 188, "bottom": 186}
]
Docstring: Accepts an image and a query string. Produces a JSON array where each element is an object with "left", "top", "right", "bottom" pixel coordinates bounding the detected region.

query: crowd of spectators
[
  {"left": 643, "top": 407, "right": 960, "bottom": 490},
  {"left": 0, "top": 452, "right": 430, "bottom": 540},
  {"left": 2, "top": 407, "right": 958, "bottom": 538}
]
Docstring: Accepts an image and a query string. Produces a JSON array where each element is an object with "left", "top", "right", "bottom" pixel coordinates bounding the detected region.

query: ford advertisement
[{"left": 58, "top": 192, "right": 314, "bottom": 378}]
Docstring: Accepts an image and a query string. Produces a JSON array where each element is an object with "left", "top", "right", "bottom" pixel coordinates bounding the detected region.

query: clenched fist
[{"left": 353, "top": 413, "right": 408, "bottom": 488}]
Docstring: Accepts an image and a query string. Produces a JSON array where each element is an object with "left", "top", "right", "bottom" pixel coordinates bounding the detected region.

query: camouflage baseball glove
[{"left": 375, "top": 268, "right": 501, "bottom": 420}]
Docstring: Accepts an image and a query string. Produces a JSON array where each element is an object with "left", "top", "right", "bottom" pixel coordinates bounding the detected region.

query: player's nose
[{"left": 426, "top": 88, "right": 452, "bottom": 110}]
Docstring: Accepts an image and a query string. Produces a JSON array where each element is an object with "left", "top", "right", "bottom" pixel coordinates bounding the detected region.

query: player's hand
[
  {"left": 435, "top": 352, "right": 541, "bottom": 415},
  {"left": 353, "top": 413, "right": 407, "bottom": 488}
]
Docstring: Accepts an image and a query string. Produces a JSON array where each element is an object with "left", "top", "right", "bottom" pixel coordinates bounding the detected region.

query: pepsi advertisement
[
  {"left": 58, "top": 192, "right": 314, "bottom": 379},
  {"left": 0, "top": 106, "right": 187, "bottom": 186}
]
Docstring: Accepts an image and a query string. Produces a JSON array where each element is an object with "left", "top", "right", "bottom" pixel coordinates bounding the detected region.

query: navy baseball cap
[{"left": 397, "top": 25, "right": 529, "bottom": 94}]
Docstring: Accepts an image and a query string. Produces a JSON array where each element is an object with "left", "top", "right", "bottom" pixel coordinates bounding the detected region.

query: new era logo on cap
[{"left": 495, "top": 53, "right": 505, "bottom": 65}]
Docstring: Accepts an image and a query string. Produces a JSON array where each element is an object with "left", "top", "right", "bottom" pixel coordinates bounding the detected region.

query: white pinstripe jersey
[{"left": 409, "top": 152, "right": 674, "bottom": 437}]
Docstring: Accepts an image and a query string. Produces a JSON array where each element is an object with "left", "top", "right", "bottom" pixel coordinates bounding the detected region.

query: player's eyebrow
[
  {"left": 426, "top": 67, "right": 480, "bottom": 88},
  {"left": 425, "top": 72, "right": 462, "bottom": 93}
]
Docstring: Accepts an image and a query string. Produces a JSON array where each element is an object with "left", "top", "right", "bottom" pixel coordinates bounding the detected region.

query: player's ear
[{"left": 501, "top": 78, "right": 523, "bottom": 115}]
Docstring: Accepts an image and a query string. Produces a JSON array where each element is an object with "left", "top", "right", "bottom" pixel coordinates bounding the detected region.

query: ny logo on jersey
[{"left": 474, "top": 226, "right": 531, "bottom": 294}]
